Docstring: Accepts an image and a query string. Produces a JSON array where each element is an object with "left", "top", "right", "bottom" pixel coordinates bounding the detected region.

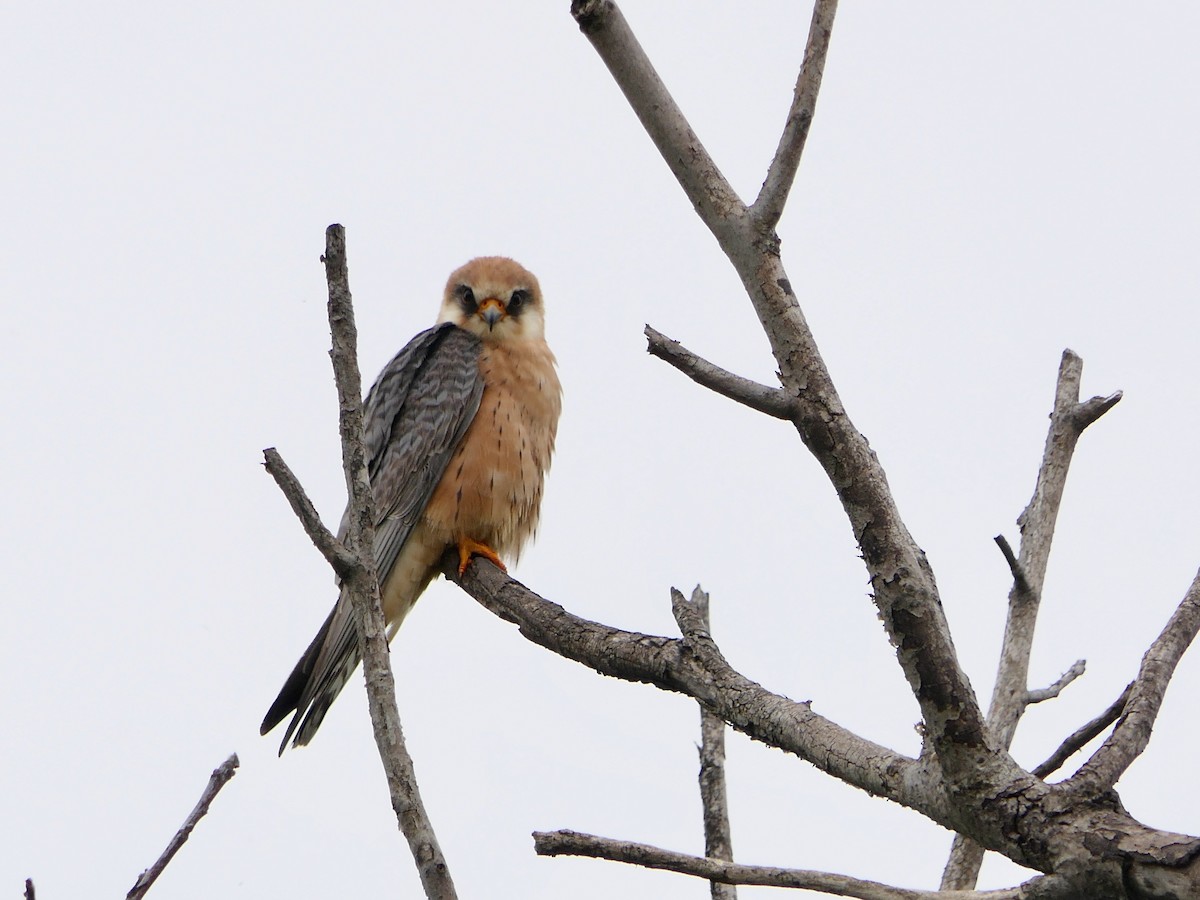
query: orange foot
[{"left": 457, "top": 537, "right": 507, "bottom": 575}]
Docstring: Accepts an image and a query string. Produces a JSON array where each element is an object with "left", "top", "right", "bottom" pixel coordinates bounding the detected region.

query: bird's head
[{"left": 437, "top": 256, "right": 546, "bottom": 343}]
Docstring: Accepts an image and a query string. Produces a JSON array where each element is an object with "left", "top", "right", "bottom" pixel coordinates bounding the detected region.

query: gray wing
[
  {"left": 359, "top": 324, "right": 485, "bottom": 587},
  {"left": 261, "top": 323, "right": 484, "bottom": 752}
]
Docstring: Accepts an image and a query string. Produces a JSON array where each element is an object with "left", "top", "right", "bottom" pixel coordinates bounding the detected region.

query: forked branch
[
  {"left": 267, "top": 226, "right": 456, "bottom": 900},
  {"left": 321, "top": 225, "right": 457, "bottom": 899},
  {"left": 944, "top": 351, "right": 1121, "bottom": 889},
  {"left": 555, "top": 2, "right": 1200, "bottom": 894},
  {"left": 576, "top": 0, "right": 987, "bottom": 778}
]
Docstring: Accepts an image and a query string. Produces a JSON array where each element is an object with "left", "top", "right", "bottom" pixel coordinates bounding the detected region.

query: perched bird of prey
[{"left": 261, "top": 257, "right": 561, "bottom": 753}]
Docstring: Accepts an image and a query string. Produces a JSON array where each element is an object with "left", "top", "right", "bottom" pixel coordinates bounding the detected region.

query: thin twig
[
  {"left": 262, "top": 447, "right": 357, "bottom": 579},
  {"left": 1061, "top": 569, "right": 1200, "bottom": 798},
  {"left": 752, "top": 0, "right": 839, "bottom": 229},
  {"left": 645, "top": 325, "right": 796, "bottom": 420},
  {"left": 25, "top": 879, "right": 35, "bottom": 900},
  {"left": 1072, "top": 391, "right": 1123, "bottom": 430},
  {"left": 320, "top": 224, "right": 457, "bottom": 900},
  {"left": 533, "top": 830, "right": 1056, "bottom": 899},
  {"left": 126, "top": 754, "right": 239, "bottom": 900},
  {"left": 690, "top": 587, "right": 737, "bottom": 900},
  {"left": 994, "top": 535, "right": 1030, "bottom": 597},
  {"left": 1025, "top": 660, "right": 1086, "bottom": 705},
  {"left": 1032, "top": 683, "right": 1132, "bottom": 780}
]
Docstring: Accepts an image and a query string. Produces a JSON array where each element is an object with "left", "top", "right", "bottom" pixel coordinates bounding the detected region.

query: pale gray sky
[{"left": 5, "top": 3, "right": 1199, "bottom": 897}]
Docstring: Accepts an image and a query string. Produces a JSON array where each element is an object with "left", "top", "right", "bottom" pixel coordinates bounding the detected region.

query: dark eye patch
[
  {"left": 456, "top": 284, "right": 477, "bottom": 314},
  {"left": 508, "top": 288, "right": 530, "bottom": 315}
]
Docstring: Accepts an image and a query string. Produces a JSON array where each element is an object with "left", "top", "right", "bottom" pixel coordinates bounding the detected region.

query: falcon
[{"left": 261, "top": 256, "right": 561, "bottom": 753}]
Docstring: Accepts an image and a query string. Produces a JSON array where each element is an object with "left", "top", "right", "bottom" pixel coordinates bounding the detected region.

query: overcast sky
[{"left": 5, "top": 3, "right": 1200, "bottom": 897}]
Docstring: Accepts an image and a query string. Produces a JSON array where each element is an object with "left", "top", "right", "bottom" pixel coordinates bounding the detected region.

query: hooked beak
[{"left": 478, "top": 297, "right": 505, "bottom": 330}]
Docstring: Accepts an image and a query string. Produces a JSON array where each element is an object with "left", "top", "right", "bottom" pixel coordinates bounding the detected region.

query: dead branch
[
  {"left": 320, "top": 225, "right": 458, "bottom": 900},
  {"left": 988, "top": 350, "right": 1122, "bottom": 750},
  {"left": 262, "top": 447, "right": 357, "bottom": 578},
  {"left": 1061, "top": 569, "right": 1200, "bottom": 798},
  {"left": 126, "top": 754, "right": 239, "bottom": 900},
  {"left": 577, "top": 0, "right": 988, "bottom": 781},
  {"left": 446, "top": 554, "right": 944, "bottom": 818},
  {"left": 457, "top": 561, "right": 1200, "bottom": 879},
  {"left": 690, "top": 587, "right": 737, "bottom": 900},
  {"left": 751, "top": 0, "right": 839, "bottom": 229},
  {"left": 645, "top": 325, "right": 796, "bottom": 420},
  {"left": 532, "top": 830, "right": 1062, "bottom": 899},
  {"left": 1032, "top": 683, "right": 1132, "bottom": 780},
  {"left": 943, "top": 350, "right": 1120, "bottom": 889},
  {"left": 994, "top": 535, "right": 1031, "bottom": 597},
  {"left": 265, "top": 226, "right": 456, "bottom": 898},
  {"left": 570, "top": 0, "right": 748, "bottom": 241},
  {"left": 1025, "top": 660, "right": 1086, "bottom": 706},
  {"left": 561, "top": 1, "right": 1200, "bottom": 893}
]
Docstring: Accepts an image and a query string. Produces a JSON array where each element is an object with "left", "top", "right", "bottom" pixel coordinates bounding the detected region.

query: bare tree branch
[
  {"left": 532, "top": 830, "right": 1061, "bottom": 899},
  {"left": 940, "top": 831, "right": 986, "bottom": 888},
  {"left": 1061, "top": 569, "right": 1200, "bottom": 798},
  {"left": 645, "top": 325, "right": 796, "bottom": 420},
  {"left": 575, "top": 0, "right": 987, "bottom": 782},
  {"left": 446, "top": 554, "right": 948, "bottom": 820},
  {"left": 988, "top": 350, "right": 1120, "bottom": 749},
  {"left": 1025, "top": 660, "right": 1086, "bottom": 705},
  {"left": 689, "top": 587, "right": 737, "bottom": 900},
  {"left": 571, "top": 0, "right": 748, "bottom": 242},
  {"left": 1031, "top": 683, "right": 1132, "bottom": 781},
  {"left": 126, "top": 754, "right": 239, "bottom": 900},
  {"left": 317, "top": 224, "right": 458, "bottom": 900},
  {"left": 944, "top": 350, "right": 1119, "bottom": 890},
  {"left": 24, "top": 879, "right": 34, "bottom": 900},
  {"left": 751, "top": 0, "right": 838, "bottom": 229},
  {"left": 563, "top": 4, "right": 1200, "bottom": 893},
  {"left": 262, "top": 447, "right": 357, "bottom": 579},
  {"left": 699, "top": 715, "right": 737, "bottom": 900}
]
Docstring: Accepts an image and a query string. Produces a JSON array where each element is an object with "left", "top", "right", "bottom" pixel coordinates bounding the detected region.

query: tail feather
[{"left": 260, "top": 603, "right": 362, "bottom": 755}]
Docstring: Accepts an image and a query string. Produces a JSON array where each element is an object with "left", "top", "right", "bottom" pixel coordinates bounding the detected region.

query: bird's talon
[{"left": 457, "top": 538, "right": 506, "bottom": 575}]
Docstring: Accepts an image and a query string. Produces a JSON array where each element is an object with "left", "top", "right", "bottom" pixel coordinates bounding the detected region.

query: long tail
[{"left": 260, "top": 597, "right": 361, "bottom": 755}]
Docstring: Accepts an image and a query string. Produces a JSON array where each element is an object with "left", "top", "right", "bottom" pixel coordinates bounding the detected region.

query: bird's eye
[
  {"left": 457, "top": 285, "right": 477, "bottom": 313},
  {"left": 508, "top": 289, "right": 529, "bottom": 314}
]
